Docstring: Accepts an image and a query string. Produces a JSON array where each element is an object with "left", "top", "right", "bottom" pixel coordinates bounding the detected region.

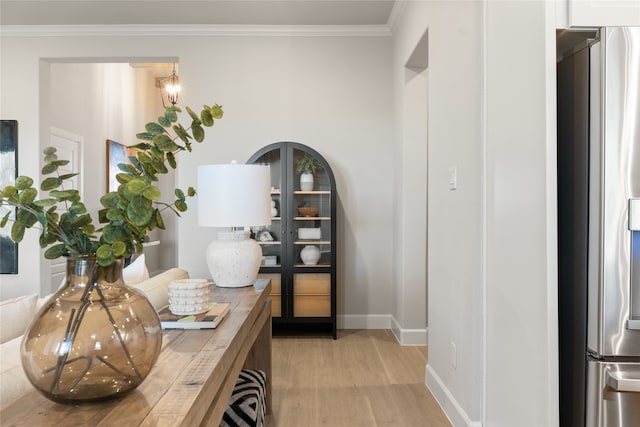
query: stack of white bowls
[{"left": 168, "top": 279, "right": 211, "bottom": 315}]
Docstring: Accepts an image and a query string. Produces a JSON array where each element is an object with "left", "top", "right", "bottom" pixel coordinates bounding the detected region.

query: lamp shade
[{"left": 197, "top": 163, "right": 271, "bottom": 227}]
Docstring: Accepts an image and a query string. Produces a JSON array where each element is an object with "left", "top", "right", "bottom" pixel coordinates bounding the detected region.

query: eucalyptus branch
[{"left": 0, "top": 103, "right": 223, "bottom": 268}]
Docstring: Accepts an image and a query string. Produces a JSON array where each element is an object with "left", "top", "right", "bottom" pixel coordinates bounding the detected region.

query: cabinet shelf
[
  {"left": 257, "top": 241, "right": 281, "bottom": 245},
  {"left": 294, "top": 216, "right": 330, "bottom": 221},
  {"left": 295, "top": 263, "right": 331, "bottom": 268},
  {"left": 294, "top": 240, "right": 331, "bottom": 245},
  {"left": 271, "top": 217, "right": 281, "bottom": 221},
  {"left": 294, "top": 191, "right": 331, "bottom": 195}
]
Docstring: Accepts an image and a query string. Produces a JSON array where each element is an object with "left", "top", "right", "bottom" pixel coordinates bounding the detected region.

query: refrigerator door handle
[
  {"left": 607, "top": 371, "right": 640, "bottom": 392},
  {"left": 629, "top": 199, "right": 640, "bottom": 330}
]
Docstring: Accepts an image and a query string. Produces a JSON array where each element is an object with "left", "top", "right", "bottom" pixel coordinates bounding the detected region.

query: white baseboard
[
  {"left": 426, "top": 364, "right": 482, "bottom": 427},
  {"left": 337, "top": 314, "right": 427, "bottom": 346}
]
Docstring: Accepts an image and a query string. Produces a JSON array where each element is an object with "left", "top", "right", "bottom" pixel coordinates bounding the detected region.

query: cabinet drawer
[
  {"left": 294, "top": 295, "right": 331, "bottom": 317},
  {"left": 258, "top": 273, "right": 281, "bottom": 294},
  {"left": 294, "top": 273, "right": 330, "bottom": 295},
  {"left": 258, "top": 273, "right": 281, "bottom": 317}
]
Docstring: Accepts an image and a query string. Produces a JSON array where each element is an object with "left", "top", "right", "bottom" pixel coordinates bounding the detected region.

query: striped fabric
[{"left": 220, "top": 369, "right": 267, "bottom": 427}]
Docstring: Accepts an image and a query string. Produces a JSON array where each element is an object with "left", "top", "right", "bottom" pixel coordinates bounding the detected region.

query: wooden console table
[{"left": 0, "top": 281, "right": 272, "bottom": 426}]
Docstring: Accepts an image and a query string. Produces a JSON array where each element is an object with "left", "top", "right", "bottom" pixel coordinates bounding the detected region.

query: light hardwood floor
[{"left": 268, "top": 329, "right": 452, "bottom": 426}]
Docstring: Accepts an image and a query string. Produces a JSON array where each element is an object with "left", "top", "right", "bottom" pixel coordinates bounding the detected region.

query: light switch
[{"left": 449, "top": 166, "right": 457, "bottom": 190}]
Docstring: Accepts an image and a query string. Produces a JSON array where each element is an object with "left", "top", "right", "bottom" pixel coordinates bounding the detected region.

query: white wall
[
  {"left": 392, "top": 1, "right": 483, "bottom": 425},
  {"left": 0, "top": 30, "right": 396, "bottom": 327},
  {"left": 393, "top": 1, "right": 559, "bottom": 426},
  {"left": 484, "top": 1, "right": 559, "bottom": 425}
]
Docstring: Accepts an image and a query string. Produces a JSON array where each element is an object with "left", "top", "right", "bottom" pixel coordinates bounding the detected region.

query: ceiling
[{"left": 0, "top": 1, "right": 397, "bottom": 26}]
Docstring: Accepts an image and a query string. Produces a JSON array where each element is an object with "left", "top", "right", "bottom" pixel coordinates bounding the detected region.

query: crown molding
[
  {"left": 0, "top": 24, "right": 392, "bottom": 37},
  {"left": 387, "top": 0, "right": 408, "bottom": 34}
]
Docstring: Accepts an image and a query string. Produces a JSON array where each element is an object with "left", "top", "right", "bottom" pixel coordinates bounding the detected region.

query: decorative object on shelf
[
  {"left": 155, "top": 63, "right": 180, "bottom": 107},
  {"left": 168, "top": 278, "right": 211, "bottom": 315},
  {"left": 256, "top": 229, "right": 274, "bottom": 242},
  {"left": 262, "top": 255, "right": 277, "bottom": 266},
  {"left": 21, "top": 256, "right": 162, "bottom": 404},
  {"left": 297, "top": 206, "right": 319, "bottom": 217},
  {"left": 197, "top": 163, "right": 271, "bottom": 287},
  {"left": 300, "top": 245, "right": 321, "bottom": 265},
  {"left": 0, "top": 102, "right": 224, "bottom": 403},
  {"left": 295, "top": 154, "right": 321, "bottom": 191},
  {"left": 271, "top": 199, "right": 278, "bottom": 217},
  {"left": 298, "top": 228, "right": 321, "bottom": 240}
]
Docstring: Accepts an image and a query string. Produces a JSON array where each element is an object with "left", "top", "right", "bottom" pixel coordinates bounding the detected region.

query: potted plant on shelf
[
  {"left": 0, "top": 102, "right": 223, "bottom": 404},
  {"left": 295, "top": 154, "right": 322, "bottom": 191}
]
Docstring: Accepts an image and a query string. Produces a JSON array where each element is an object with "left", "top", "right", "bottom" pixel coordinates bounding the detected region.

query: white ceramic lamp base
[{"left": 206, "top": 230, "right": 262, "bottom": 288}]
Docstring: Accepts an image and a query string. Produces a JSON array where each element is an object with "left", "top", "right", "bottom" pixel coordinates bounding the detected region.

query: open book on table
[{"left": 158, "top": 302, "right": 231, "bottom": 329}]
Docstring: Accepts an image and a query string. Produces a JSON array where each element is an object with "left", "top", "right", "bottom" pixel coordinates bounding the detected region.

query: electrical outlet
[{"left": 450, "top": 342, "right": 457, "bottom": 369}]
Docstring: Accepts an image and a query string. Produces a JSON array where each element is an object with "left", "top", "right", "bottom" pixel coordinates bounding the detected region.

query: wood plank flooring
[{"left": 268, "top": 329, "right": 451, "bottom": 426}]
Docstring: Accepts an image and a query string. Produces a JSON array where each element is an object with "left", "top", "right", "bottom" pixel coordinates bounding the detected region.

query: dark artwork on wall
[{"left": 1, "top": 120, "right": 18, "bottom": 274}]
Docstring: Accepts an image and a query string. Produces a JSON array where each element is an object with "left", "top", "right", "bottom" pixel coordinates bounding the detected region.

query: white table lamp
[{"left": 197, "top": 163, "right": 271, "bottom": 287}]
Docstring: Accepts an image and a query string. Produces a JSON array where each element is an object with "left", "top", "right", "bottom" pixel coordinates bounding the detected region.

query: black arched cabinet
[{"left": 247, "top": 142, "right": 337, "bottom": 339}]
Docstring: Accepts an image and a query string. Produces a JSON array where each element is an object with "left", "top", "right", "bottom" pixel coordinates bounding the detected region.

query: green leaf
[
  {"left": 145, "top": 122, "right": 165, "bottom": 135},
  {"left": 11, "top": 220, "right": 26, "bottom": 242},
  {"left": 172, "top": 124, "right": 191, "bottom": 144},
  {"left": 154, "top": 134, "right": 180, "bottom": 152},
  {"left": 186, "top": 106, "right": 199, "bottom": 121},
  {"left": 58, "top": 173, "right": 79, "bottom": 181},
  {"left": 41, "top": 177, "right": 62, "bottom": 191},
  {"left": 158, "top": 115, "right": 170, "bottom": 127},
  {"left": 50, "top": 190, "right": 79, "bottom": 201},
  {"left": 175, "top": 188, "right": 185, "bottom": 200},
  {"left": 106, "top": 209, "right": 124, "bottom": 221},
  {"left": 118, "top": 163, "right": 138, "bottom": 175},
  {"left": 0, "top": 211, "right": 10, "bottom": 227},
  {"left": 43, "top": 147, "right": 56, "bottom": 155},
  {"left": 151, "top": 157, "right": 168, "bottom": 174},
  {"left": 112, "top": 241, "right": 126, "bottom": 256},
  {"left": 192, "top": 123, "right": 204, "bottom": 142},
  {"left": 116, "top": 173, "right": 133, "bottom": 184},
  {"left": 15, "top": 176, "right": 34, "bottom": 190},
  {"left": 201, "top": 109, "right": 214, "bottom": 127},
  {"left": 142, "top": 186, "right": 161, "bottom": 201},
  {"left": 137, "top": 151, "right": 152, "bottom": 163},
  {"left": 69, "top": 202, "right": 87, "bottom": 215},
  {"left": 96, "top": 244, "right": 113, "bottom": 259},
  {"left": 124, "top": 178, "right": 147, "bottom": 196},
  {"left": 210, "top": 104, "right": 224, "bottom": 119},
  {"left": 127, "top": 195, "right": 153, "bottom": 226},
  {"left": 1, "top": 186, "right": 17, "bottom": 198},
  {"left": 44, "top": 244, "right": 68, "bottom": 259},
  {"left": 155, "top": 209, "right": 166, "bottom": 230},
  {"left": 175, "top": 199, "right": 187, "bottom": 212},
  {"left": 41, "top": 163, "right": 57, "bottom": 174},
  {"left": 101, "top": 224, "right": 128, "bottom": 243},
  {"left": 33, "top": 198, "right": 57, "bottom": 207},
  {"left": 100, "top": 192, "right": 120, "bottom": 209},
  {"left": 18, "top": 188, "right": 37, "bottom": 204},
  {"left": 187, "top": 187, "right": 196, "bottom": 197},
  {"left": 167, "top": 152, "right": 177, "bottom": 169},
  {"left": 165, "top": 109, "right": 178, "bottom": 123},
  {"left": 136, "top": 132, "right": 154, "bottom": 141}
]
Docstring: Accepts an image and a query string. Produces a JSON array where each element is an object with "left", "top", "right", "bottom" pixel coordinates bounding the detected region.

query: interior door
[{"left": 46, "top": 127, "right": 83, "bottom": 294}]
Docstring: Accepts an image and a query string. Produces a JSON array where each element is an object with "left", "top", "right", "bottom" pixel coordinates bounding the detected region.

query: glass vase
[{"left": 20, "top": 256, "right": 162, "bottom": 404}]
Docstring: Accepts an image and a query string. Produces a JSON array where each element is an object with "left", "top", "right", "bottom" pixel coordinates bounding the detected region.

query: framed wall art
[
  {"left": 1, "top": 120, "right": 18, "bottom": 274},
  {"left": 106, "top": 139, "right": 137, "bottom": 192}
]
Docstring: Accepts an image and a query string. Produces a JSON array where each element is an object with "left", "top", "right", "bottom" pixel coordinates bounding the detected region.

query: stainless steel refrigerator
[{"left": 557, "top": 27, "right": 640, "bottom": 427}]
